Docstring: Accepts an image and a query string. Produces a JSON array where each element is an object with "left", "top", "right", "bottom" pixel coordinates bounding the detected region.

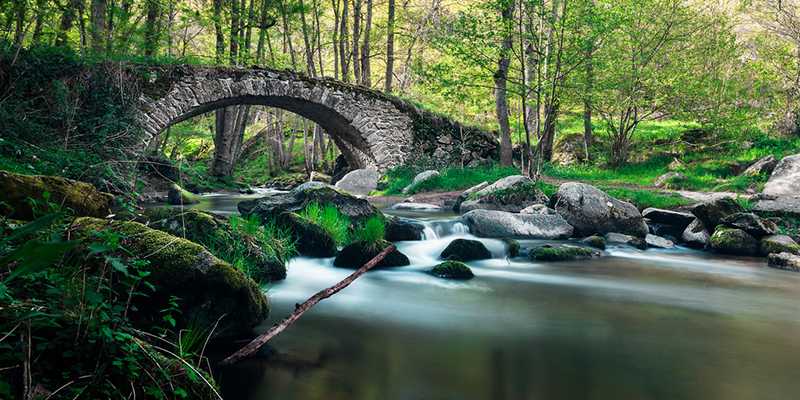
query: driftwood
[{"left": 218, "top": 244, "right": 397, "bottom": 367}]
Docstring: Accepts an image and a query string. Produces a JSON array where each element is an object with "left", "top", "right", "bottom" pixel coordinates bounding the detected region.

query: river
[{"left": 176, "top": 193, "right": 800, "bottom": 400}]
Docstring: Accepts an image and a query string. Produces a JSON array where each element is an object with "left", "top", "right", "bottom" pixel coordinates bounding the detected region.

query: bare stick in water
[{"left": 218, "top": 244, "right": 396, "bottom": 367}]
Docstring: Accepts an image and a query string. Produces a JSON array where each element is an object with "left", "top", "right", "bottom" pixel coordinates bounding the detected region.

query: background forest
[{"left": 1, "top": 0, "right": 800, "bottom": 193}]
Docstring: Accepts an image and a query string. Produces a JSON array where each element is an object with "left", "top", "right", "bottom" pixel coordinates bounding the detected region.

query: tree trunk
[
  {"left": 230, "top": 0, "right": 241, "bottom": 62},
  {"left": 212, "top": 105, "right": 251, "bottom": 178},
  {"left": 213, "top": 0, "right": 225, "bottom": 62},
  {"left": 360, "top": 0, "right": 372, "bottom": 87},
  {"left": 494, "top": 0, "right": 514, "bottom": 168},
  {"left": 13, "top": 0, "right": 26, "bottom": 45},
  {"left": 313, "top": 0, "right": 324, "bottom": 75},
  {"left": 55, "top": 0, "right": 79, "bottom": 46},
  {"left": 340, "top": 0, "right": 350, "bottom": 81},
  {"left": 352, "top": 0, "right": 362, "bottom": 84},
  {"left": 332, "top": 0, "right": 341, "bottom": 79},
  {"left": 384, "top": 0, "right": 395, "bottom": 92},
  {"left": 90, "top": 0, "right": 107, "bottom": 53},
  {"left": 143, "top": 0, "right": 159, "bottom": 56},
  {"left": 299, "top": 0, "right": 316, "bottom": 75}
]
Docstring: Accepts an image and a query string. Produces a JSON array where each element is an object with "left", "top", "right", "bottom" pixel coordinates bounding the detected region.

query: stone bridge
[{"left": 135, "top": 66, "right": 498, "bottom": 172}]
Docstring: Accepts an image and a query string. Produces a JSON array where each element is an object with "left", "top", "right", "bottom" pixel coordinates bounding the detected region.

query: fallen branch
[{"left": 217, "top": 244, "right": 396, "bottom": 367}]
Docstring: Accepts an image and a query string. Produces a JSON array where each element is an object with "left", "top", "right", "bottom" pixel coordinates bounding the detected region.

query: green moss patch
[
  {"left": 0, "top": 170, "right": 113, "bottom": 221},
  {"left": 430, "top": 260, "right": 474, "bottom": 279},
  {"left": 530, "top": 246, "right": 597, "bottom": 261}
]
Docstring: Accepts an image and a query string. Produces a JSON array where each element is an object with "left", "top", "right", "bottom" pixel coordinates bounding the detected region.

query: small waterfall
[{"left": 419, "top": 219, "right": 471, "bottom": 240}]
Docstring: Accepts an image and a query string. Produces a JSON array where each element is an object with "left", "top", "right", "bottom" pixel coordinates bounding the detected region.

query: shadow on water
[{"left": 188, "top": 193, "right": 800, "bottom": 400}]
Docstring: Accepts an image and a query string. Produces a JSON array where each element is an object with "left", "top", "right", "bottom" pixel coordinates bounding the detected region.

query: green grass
[
  {"left": 351, "top": 215, "right": 386, "bottom": 253},
  {"left": 597, "top": 186, "right": 695, "bottom": 211},
  {"left": 382, "top": 162, "right": 521, "bottom": 195},
  {"left": 298, "top": 203, "right": 352, "bottom": 246}
]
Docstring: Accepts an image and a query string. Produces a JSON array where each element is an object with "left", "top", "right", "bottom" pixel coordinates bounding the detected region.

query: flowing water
[{"left": 185, "top": 194, "right": 800, "bottom": 400}]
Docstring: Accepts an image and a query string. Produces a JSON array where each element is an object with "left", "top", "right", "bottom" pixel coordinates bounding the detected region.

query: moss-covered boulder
[
  {"left": 580, "top": 235, "right": 606, "bottom": 250},
  {"left": 385, "top": 216, "right": 424, "bottom": 241},
  {"left": 73, "top": 218, "right": 269, "bottom": 338},
  {"left": 0, "top": 170, "right": 112, "bottom": 221},
  {"left": 239, "top": 185, "right": 380, "bottom": 224},
  {"left": 333, "top": 239, "right": 410, "bottom": 269},
  {"left": 551, "top": 132, "right": 587, "bottom": 166},
  {"left": 521, "top": 244, "right": 600, "bottom": 261},
  {"left": 767, "top": 252, "right": 800, "bottom": 272},
  {"left": 722, "top": 212, "right": 778, "bottom": 238},
  {"left": 440, "top": 238, "right": 492, "bottom": 261},
  {"left": 691, "top": 196, "right": 744, "bottom": 229},
  {"left": 127, "top": 208, "right": 287, "bottom": 281},
  {"left": 459, "top": 175, "right": 550, "bottom": 213},
  {"left": 759, "top": 235, "right": 800, "bottom": 256},
  {"left": 709, "top": 226, "right": 758, "bottom": 256},
  {"left": 682, "top": 219, "right": 710, "bottom": 248},
  {"left": 167, "top": 184, "right": 199, "bottom": 205},
  {"left": 429, "top": 260, "right": 474, "bottom": 279},
  {"left": 274, "top": 211, "right": 338, "bottom": 257}
]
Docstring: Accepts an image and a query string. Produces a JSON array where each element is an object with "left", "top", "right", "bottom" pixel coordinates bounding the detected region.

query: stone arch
[{"left": 136, "top": 68, "right": 415, "bottom": 171}]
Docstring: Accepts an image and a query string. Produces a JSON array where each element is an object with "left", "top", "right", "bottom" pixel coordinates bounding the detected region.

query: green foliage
[
  {"left": 298, "top": 203, "right": 352, "bottom": 247},
  {"left": 221, "top": 214, "right": 297, "bottom": 280},
  {"left": 0, "top": 213, "right": 220, "bottom": 399},
  {"left": 351, "top": 216, "right": 386, "bottom": 254}
]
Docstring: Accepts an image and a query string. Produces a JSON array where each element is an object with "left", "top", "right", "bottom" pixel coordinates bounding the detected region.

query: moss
[
  {"left": 759, "top": 235, "right": 800, "bottom": 256},
  {"left": 531, "top": 246, "right": 596, "bottom": 261},
  {"left": 709, "top": 226, "right": 758, "bottom": 256},
  {"left": 275, "top": 211, "right": 337, "bottom": 257},
  {"left": 72, "top": 217, "right": 269, "bottom": 337},
  {"left": 581, "top": 235, "right": 606, "bottom": 250},
  {"left": 333, "top": 239, "right": 410, "bottom": 269},
  {"left": 501, "top": 237, "right": 520, "bottom": 258},
  {"left": 440, "top": 238, "right": 492, "bottom": 261},
  {"left": 167, "top": 183, "right": 199, "bottom": 205},
  {"left": 0, "top": 170, "right": 113, "bottom": 221},
  {"left": 430, "top": 260, "right": 474, "bottom": 279}
]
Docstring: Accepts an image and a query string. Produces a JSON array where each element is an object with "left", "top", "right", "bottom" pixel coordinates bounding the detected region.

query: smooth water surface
[{"left": 199, "top": 195, "right": 800, "bottom": 400}]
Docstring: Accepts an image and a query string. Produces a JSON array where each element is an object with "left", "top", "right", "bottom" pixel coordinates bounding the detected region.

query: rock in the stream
[
  {"left": 580, "top": 235, "right": 606, "bottom": 250},
  {"left": 762, "top": 153, "right": 800, "bottom": 197},
  {"left": 334, "top": 169, "right": 381, "bottom": 197},
  {"left": 384, "top": 217, "right": 424, "bottom": 241},
  {"left": 642, "top": 208, "right": 696, "bottom": 229},
  {"left": 690, "top": 196, "right": 744, "bottom": 228},
  {"left": 239, "top": 184, "right": 380, "bottom": 222},
  {"left": 520, "top": 244, "right": 600, "bottom": 261},
  {"left": 0, "top": 170, "right": 113, "bottom": 220},
  {"left": 721, "top": 213, "right": 778, "bottom": 238},
  {"left": 549, "top": 182, "right": 648, "bottom": 237},
  {"left": 767, "top": 252, "right": 800, "bottom": 271},
  {"left": 390, "top": 203, "right": 442, "bottom": 211},
  {"left": 604, "top": 232, "right": 648, "bottom": 250},
  {"left": 333, "top": 239, "right": 410, "bottom": 269},
  {"left": 429, "top": 260, "right": 475, "bottom": 279},
  {"left": 457, "top": 175, "right": 549, "bottom": 213},
  {"left": 645, "top": 234, "right": 675, "bottom": 249},
  {"left": 462, "top": 210, "right": 573, "bottom": 240},
  {"left": 682, "top": 219, "right": 710, "bottom": 248},
  {"left": 403, "top": 170, "right": 440, "bottom": 194},
  {"left": 709, "top": 226, "right": 758, "bottom": 256},
  {"left": 440, "top": 238, "right": 492, "bottom": 261},
  {"left": 274, "top": 211, "right": 338, "bottom": 258},
  {"left": 759, "top": 235, "right": 800, "bottom": 256}
]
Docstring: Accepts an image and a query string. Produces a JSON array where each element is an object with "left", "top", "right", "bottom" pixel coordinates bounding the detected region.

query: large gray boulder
[
  {"left": 453, "top": 181, "right": 489, "bottom": 212},
  {"left": 690, "top": 196, "right": 744, "bottom": 229},
  {"left": 462, "top": 210, "right": 573, "bottom": 239},
  {"left": 457, "top": 175, "right": 548, "bottom": 213},
  {"left": 402, "top": 170, "right": 440, "bottom": 194},
  {"left": 741, "top": 155, "right": 778, "bottom": 177},
  {"left": 763, "top": 154, "right": 800, "bottom": 197},
  {"left": 239, "top": 184, "right": 380, "bottom": 222},
  {"left": 335, "top": 169, "right": 381, "bottom": 197},
  {"left": 749, "top": 194, "right": 800, "bottom": 218},
  {"left": 646, "top": 234, "right": 675, "bottom": 249},
  {"left": 549, "top": 182, "right": 649, "bottom": 237}
]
